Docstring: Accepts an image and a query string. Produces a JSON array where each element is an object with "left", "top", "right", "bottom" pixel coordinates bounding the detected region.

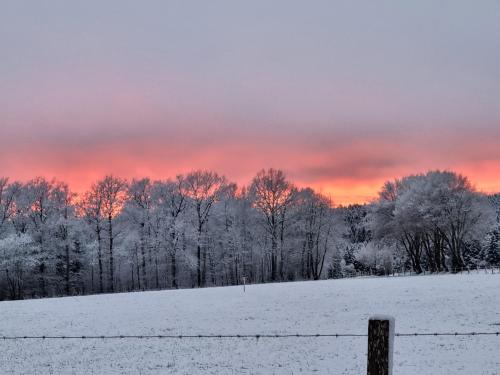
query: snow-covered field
[{"left": 1, "top": 273, "right": 499, "bottom": 374}]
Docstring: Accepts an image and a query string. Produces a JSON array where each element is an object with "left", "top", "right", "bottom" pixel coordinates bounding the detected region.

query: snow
[{"left": 0, "top": 273, "right": 499, "bottom": 374}]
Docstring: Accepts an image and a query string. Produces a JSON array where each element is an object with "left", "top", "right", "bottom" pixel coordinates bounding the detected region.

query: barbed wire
[
  {"left": 1, "top": 332, "right": 499, "bottom": 340},
  {"left": 395, "top": 332, "right": 500, "bottom": 337},
  {"left": 0, "top": 333, "right": 366, "bottom": 340}
]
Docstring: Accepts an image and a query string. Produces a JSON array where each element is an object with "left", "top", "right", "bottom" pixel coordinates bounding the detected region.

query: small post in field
[
  {"left": 242, "top": 276, "right": 246, "bottom": 292},
  {"left": 367, "top": 315, "right": 395, "bottom": 375}
]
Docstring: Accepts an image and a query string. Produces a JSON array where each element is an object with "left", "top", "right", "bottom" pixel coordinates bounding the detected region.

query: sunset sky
[{"left": 1, "top": 1, "right": 500, "bottom": 204}]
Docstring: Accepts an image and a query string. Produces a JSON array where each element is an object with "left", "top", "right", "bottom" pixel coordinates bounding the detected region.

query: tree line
[{"left": 0, "top": 169, "right": 499, "bottom": 300}]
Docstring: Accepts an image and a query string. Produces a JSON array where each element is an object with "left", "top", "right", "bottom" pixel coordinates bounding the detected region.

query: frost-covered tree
[
  {"left": 0, "top": 169, "right": 497, "bottom": 300},
  {"left": 80, "top": 183, "right": 105, "bottom": 293},
  {"left": 484, "top": 194, "right": 500, "bottom": 266},
  {"left": 0, "top": 178, "right": 20, "bottom": 236},
  {"left": 98, "top": 176, "right": 127, "bottom": 292},
  {"left": 295, "top": 189, "right": 335, "bottom": 280},
  {"left": 249, "top": 169, "right": 296, "bottom": 281},
  {"left": 51, "top": 182, "right": 82, "bottom": 295},
  {"left": 420, "top": 172, "right": 494, "bottom": 270},
  {"left": 355, "top": 242, "right": 393, "bottom": 275},
  {"left": 0, "top": 233, "right": 36, "bottom": 299},
  {"left": 22, "top": 177, "right": 58, "bottom": 296},
  {"left": 151, "top": 177, "right": 188, "bottom": 289},
  {"left": 371, "top": 178, "right": 423, "bottom": 273},
  {"left": 484, "top": 230, "right": 500, "bottom": 266},
  {"left": 371, "top": 171, "right": 495, "bottom": 273},
  {"left": 124, "top": 178, "right": 153, "bottom": 289},
  {"left": 183, "top": 171, "right": 227, "bottom": 287}
]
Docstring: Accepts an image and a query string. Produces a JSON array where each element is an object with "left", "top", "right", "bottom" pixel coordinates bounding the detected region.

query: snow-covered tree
[
  {"left": 0, "top": 169, "right": 497, "bottom": 300},
  {"left": 249, "top": 169, "right": 296, "bottom": 281},
  {"left": 371, "top": 171, "right": 495, "bottom": 273},
  {"left": 183, "top": 171, "right": 227, "bottom": 287}
]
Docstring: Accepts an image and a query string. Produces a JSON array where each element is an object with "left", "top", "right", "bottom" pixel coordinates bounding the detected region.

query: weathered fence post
[{"left": 367, "top": 315, "right": 395, "bottom": 375}]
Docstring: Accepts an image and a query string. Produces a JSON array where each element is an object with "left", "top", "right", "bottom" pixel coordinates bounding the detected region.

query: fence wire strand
[{"left": 1, "top": 332, "right": 499, "bottom": 340}]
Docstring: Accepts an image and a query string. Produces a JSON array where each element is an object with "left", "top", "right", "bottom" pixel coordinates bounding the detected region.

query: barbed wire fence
[
  {"left": 1, "top": 272, "right": 499, "bottom": 371},
  {"left": 2, "top": 318, "right": 500, "bottom": 373},
  {"left": 336, "top": 264, "right": 500, "bottom": 279},
  {"left": 1, "top": 331, "right": 499, "bottom": 340}
]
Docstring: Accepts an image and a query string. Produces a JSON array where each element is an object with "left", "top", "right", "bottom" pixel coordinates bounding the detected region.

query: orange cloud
[{"left": 1, "top": 128, "right": 499, "bottom": 206}]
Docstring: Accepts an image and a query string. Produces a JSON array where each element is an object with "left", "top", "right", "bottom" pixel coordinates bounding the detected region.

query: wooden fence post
[{"left": 367, "top": 315, "right": 395, "bottom": 375}]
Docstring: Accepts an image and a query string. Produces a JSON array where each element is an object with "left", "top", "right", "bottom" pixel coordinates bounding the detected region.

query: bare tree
[
  {"left": 0, "top": 169, "right": 497, "bottom": 301},
  {"left": 80, "top": 184, "right": 105, "bottom": 293},
  {"left": 296, "top": 188, "right": 334, "bottom": 280},
  {"left": 24, "top": 177, "right": 56, "bottom": 296},
  {"left": 52, "top": 182, "right": 77, "bottom": 294},
  {"left": 0, "top": 178, "right": 20, "bottom": 235},
  {"left": 183, "top": 171, "right": 227, "bottom": 287},
  {"left": 152, "top": 177, "right": 187, "bottom": 288},
  {"left": 371, "top": 177, "right": 425, "bottom": 273},
  {"left": 250, "top": 169, "right": 296, "bottom": 281},
  {"left": 125, "top": 178, "right": 153, "bottom": 289},
  {"left": 98, "top": 176, "right": 127, "bottom": 292}
]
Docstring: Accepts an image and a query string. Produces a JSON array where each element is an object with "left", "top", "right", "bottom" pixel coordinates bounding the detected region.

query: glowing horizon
[
  {"left": 3, "top": 145, "right": 499, "bottom": 206},
  {"left": 1, "top": 1, "right": 500, "bottom": 205}
]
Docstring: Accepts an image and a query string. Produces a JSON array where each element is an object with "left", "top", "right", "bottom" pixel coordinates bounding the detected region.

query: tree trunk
[
  {"left": 202, "top": 247, "right": 207, "bottom": 286},
  {"left": 91, "top": 264, "right": 94, "bottom": 292},
  {"left": 197, "top": 223, "right": 203, "bottom": 287},
  {"left": 271, "top": 233, "right": 278, "bottom": 281},
  {"left": 108, "top": 215, "right": 114, "bottom": 292},
  {"left": 97, "top": 228, "right": 103, "bottom": 293},
  {"left": 171, "top": 252, "right": 178, "bottom": 288},
  {"left": 155, "top": 254, "right": 159, "bottom": 289},
  {"left": 131, "top": 265, "right": 135, "bottom": 291},
  {"left": 65, "top": 243, "right": 70, "bottom": 294},
  {"left": 140, "top": 222, "right": 147, "bottom": 289},
  {"left": 140, "top": 243, "right": 146, "bottom": 289}
]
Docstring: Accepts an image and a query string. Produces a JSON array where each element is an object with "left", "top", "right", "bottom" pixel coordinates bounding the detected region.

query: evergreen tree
[{"left": 485, "top": 230, "right": 500, "bottom": 266}]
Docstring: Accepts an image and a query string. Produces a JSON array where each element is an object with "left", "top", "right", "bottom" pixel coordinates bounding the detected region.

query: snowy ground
[{"left": 1, "top": 273, "right": 499, "bottom": 374}]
